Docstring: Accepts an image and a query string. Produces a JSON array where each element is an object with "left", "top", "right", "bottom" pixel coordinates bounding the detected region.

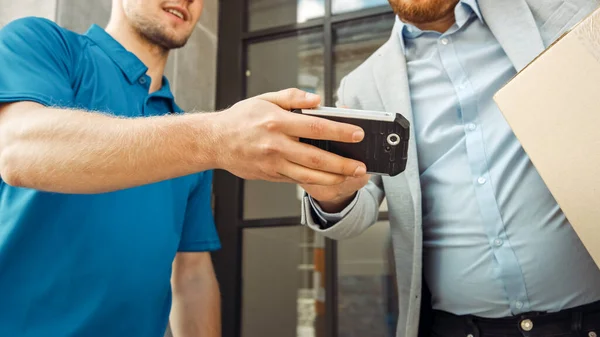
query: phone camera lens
[{"left": 387, "top": 133, "right": 400, "bottom": 146}]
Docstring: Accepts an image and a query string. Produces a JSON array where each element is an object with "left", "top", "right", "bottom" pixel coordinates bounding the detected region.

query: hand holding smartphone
[{"left": 292, "top": 107, "right": 410, "bottom": 177}]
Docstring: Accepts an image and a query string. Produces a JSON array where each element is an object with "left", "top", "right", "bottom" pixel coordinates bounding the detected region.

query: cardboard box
[{"left": 494, "top": 7, "right": 600, "bottom": 268}]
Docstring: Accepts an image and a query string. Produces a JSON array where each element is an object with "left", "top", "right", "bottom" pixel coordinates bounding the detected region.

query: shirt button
[
  {"left": 139, "top": 77, "right": 147, "bottom": 85},
  {"left": 467, "top": 123, "right": 477, "bottom": 131},
  {"left": 477, "top": 177, "right": 486, "bottom": 185},
  {"left": 440, "top": 38, "right": 449, "bottom": 45},
  {"left": 515, "top": 301, "right": 524, "bottom": 309},
  {"left": 493, "top": 238, "right": 503, "bottom": 247}
]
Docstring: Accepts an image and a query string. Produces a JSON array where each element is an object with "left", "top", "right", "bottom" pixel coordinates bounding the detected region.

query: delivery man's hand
[
  {"left": 301, "top": 174, "right": 371, "bottom": 213},
  {"left": 300, "top": 102, "right": 371, "bottom": 213},
  {"left": 214, "top": 88, "right": 367, "bottom": 185}
]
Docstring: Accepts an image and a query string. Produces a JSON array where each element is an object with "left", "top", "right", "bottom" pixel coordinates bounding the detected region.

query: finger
[
  {"left": 301, "top": 175, "right": 370, "bottom": 195},
  {"left": 343, "top": 174, "right": 372, "bottom": 190},
  {"left": 281, "top": 114, "right": 365, "bottom": 143},
  {"left": 267, "top": 175, "right": 297, "bottom": 184},
  {"left": 257, "top": 88, "right": 321, "bottom": 110},
  {"left": 278, "top": 161, "right": 348, "bottom": 186},
  {"left": 249, "top": 171, "right": 296, "bottom": 184},
  {"left": 284, "top": 140, "right": 367, "bottom": 177}
]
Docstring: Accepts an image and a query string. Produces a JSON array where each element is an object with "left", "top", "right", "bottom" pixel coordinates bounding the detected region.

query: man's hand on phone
[
  {"left": 213, "top": 88, "right": 367, "bottom": 185},
  {"left": 301, "top": 174, "right": 371, "bottom": 213}
]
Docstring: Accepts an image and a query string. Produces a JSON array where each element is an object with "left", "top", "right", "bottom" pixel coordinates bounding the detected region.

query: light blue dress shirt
[{"left": 314, "top": 0, "right": 600, "bottom": 318}]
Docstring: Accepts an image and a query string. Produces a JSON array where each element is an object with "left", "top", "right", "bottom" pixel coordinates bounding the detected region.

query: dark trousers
[{"left": 430, "top": 301, "right": 600, "bottom": 337}]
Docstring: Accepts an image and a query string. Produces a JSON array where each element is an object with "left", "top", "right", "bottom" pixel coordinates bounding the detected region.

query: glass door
[{"left": 213, "top": 1, "right": 398, "bottom": 337}]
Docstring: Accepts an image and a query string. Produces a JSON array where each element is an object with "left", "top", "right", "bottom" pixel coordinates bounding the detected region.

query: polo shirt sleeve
[
  {"left": 178, "top": 170, "right": 221, "bottom": 252},
  {"left": 0, "top": 17, "right": 74, "bottom": 106}
]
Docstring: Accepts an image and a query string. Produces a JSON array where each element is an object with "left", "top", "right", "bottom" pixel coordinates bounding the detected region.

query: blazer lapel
[
  {"left": 372, "top": 25, "right": 412, "bottom": 123},
  {"left": 479, "top": 0, "right": 545, "bottom": 71},
  {"left": 372, "top": 24, "right": 421, "bottom": 210}
]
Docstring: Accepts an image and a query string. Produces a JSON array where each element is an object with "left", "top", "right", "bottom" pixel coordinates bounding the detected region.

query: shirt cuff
[{"left": 307, "top": 191, "right": 360, "bottom": 228}]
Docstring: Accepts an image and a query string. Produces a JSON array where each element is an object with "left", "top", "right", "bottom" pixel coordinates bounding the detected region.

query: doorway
[{"left": 212, "top": 1, "right": 399, "bottom": 336}]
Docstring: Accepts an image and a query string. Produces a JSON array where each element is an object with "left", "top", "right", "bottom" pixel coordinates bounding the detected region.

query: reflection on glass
[
  {"left": 332, "top": 0, "right": 390, "bottom": 15},
  {"left": 248, "top": 0, "right": 325, "bottom": 31},
  {"left": 246, "top": 31, "right": 324, "bottom": 97},
  {"left": 337, "top": 221, "right": 397, "bottom": 337},
  {"left": 244, "top": 31, "right": 324, "bottom": 220},
  {"left": 242, "top": 226, "right": 327, "bottom": 337},
  {"left": 243, "top": 180, "right": 302, "bottom": 220},
  {"left": 333, "top": 14, "right": 395, "bottom": 104}
]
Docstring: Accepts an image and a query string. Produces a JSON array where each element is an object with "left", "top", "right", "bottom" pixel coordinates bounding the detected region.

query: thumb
[{"left": 257, "top": 88, "right": 321, "bottom": 110}]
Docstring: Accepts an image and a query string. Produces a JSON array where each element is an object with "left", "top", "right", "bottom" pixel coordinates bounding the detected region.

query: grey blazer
[{"left": 301, "top": 1, "right": 600, "bottom": 336}]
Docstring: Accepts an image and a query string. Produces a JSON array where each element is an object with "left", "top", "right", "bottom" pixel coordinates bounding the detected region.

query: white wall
[{"left": 0, "top": 0, "right": 57, "bottom": 27}]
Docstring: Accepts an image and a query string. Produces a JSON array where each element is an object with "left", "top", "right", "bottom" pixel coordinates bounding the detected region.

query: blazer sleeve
[{"left": 300, "top": 76, "right": 386, "bottom": 240}]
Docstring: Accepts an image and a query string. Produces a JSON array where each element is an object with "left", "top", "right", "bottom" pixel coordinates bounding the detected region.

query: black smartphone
[{"left": 292, "top": 107, "right": 410, "bottom": 177}]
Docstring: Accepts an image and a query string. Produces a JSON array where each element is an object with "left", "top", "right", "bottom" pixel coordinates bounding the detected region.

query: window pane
[
  {"left": 246, "top": 31, "right": 324, "bottom": 97},
  {"left": 337, "top": 221, "right": 397, "bottom": 337},
  {"left": 243, "top": 181, "right": 302, "bottom": 220},
  {"left": 248, "top": 0, "right": 325, "bottom": 32},
  {"left": 333, "top": 14, "right": 395, "bottom": 104},
  {"left": 244, "top": 31, "right": 324, "bottom": 220},
  {"left": 242, "top": 226, "right": 327, "bottom": 337},
  {"left": 332, "top": 0, "right": 391, "bottom": 15}
]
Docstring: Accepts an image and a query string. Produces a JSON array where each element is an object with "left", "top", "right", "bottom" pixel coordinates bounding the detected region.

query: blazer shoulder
[
  {"left": 338, "top": 39, "right": 394, "bottom": 104},
  {"left": 344, "top": 40, "right": 391, "bottom": 84},
  {"left": 525, "top": 0, "right": 600, "bottom": 14}
]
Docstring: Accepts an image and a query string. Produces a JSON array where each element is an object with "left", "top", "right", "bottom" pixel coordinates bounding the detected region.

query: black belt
[{"left": 431, "top": 300, "right": 600, "bottom": 337}]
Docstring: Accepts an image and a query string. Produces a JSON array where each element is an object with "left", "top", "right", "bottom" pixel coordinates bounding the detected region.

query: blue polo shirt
[{"left": 0, "top": 17, "right": 221, "bottom": 337}]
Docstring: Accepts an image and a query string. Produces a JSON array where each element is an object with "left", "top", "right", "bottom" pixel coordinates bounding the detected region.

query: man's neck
[
  {"left": 105, "top": 22, "right": 168, "bottom": 93},
  {"left": 403, "top": 9, "right": 456, "bottom": 33}
]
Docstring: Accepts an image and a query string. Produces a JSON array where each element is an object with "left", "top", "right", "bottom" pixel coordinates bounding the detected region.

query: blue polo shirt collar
[{"left": 85, "top": 24, "right": 148, "bottom": 84}]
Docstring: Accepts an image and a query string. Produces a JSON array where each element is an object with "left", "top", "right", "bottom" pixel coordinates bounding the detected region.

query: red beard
[{"left": 389, "top": 0, "right": 459, "bottom": 24}]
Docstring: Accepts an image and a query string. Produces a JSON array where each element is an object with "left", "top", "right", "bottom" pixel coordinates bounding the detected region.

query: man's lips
[{"left": 163, "top": 6, "right": 188, "bottom": 21}]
